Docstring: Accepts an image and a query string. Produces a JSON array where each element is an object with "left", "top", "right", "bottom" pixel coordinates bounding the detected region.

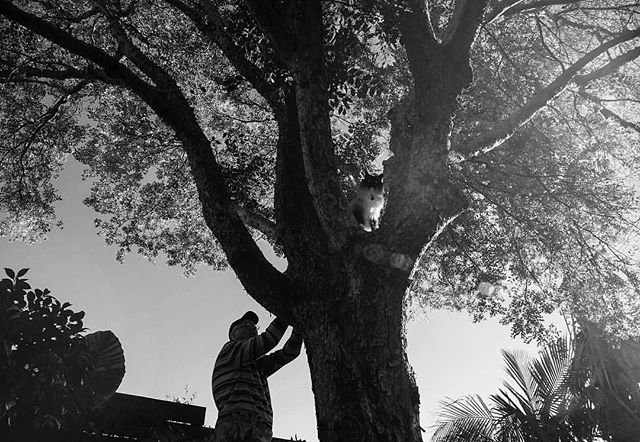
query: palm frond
[
  {"left": 491, "top": 387, "right": 534, "bottom": 426},
  {"left": 530, "top": 336, "right": 574, "bottom": 418},
  {"left": 494, "top": 414, "right": 527, "bottom": 442},
  {"left": 501, "top": 350, "right": 538, "bottom": 414},
  {"left": 432, "top": 395, "right": 498, "bottom": 442}
]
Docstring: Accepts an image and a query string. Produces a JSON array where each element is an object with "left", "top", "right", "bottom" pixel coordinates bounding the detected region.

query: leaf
[
  {"left": 16, "top": 268, "right": 29, "bottom": 278},
  {"left": 70, "top": 311, "right": 85, "bottom": 322},
  {"left": 432, "top": 395, "right": 498, "bottom": 441},
  {"left": 15, "top": 281, "right": 31, "bottom": 291},
  {"left": 4, "top": 268, "right": 15, "bottom": 279}
]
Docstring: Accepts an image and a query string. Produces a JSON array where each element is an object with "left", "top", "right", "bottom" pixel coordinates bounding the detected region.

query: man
[{"left": 212, "top": 311, "right": 303, "bottom": 442}]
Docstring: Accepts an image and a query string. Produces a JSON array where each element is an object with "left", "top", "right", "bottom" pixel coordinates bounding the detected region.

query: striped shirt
[{"left": 212, "top": 317, "right": 303, "bottom": 428}]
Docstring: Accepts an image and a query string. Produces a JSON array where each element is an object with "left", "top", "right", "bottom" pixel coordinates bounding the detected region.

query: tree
[
  {"left": 432, "top": 323, "right": 640, "bottom": 441},
  {"left": 0, "top": 268, "right": 125, "bottom": 432},
  {"left": 571, "top": 321, "right": 640, "bottom": 441},
  {"left": 432, "top": 337, "right": 596, "bottom": 441},
  {"left": 1, "top": 1, "right": 640, "bottom": 440}
]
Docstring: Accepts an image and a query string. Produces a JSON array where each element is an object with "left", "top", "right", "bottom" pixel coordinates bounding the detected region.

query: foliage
[
  {"left": 432, "top": 323, "right": 640, "bottom": 441},
  {"left": 432, "top": 337, "right": 594, "bottom": 441},
  {"left": 0, "top": 268, "right": 123, "bottom": 430},
  {"left": 570, "top": 322, "right": 640, "bottom": 441},
  {"left": 1, "top": 1, "right": 639, "bottom": 340},
  {"left": 410, "top": 2, "right": 640, "bottom": 340}
]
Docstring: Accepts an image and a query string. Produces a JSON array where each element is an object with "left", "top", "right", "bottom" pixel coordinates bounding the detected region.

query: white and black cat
[{"left": 350, "top": 171, "right": 384, "bottom": 231}]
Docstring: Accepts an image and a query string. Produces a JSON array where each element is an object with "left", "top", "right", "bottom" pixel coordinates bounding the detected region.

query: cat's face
[{"left": 362, "top": 172, "right": 383, "bottom": 189}]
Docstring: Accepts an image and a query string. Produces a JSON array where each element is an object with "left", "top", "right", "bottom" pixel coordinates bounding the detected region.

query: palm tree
[{"left": 432, "top": 337, "right": 597, "bottom": 442}]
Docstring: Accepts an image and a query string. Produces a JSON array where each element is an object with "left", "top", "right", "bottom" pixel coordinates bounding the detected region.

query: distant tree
[
  {"left": 2, "top": 1, "right": 640, "bottom": 440},
  {"left": 0, "top": 268, "right": 125, "bottom": 431},
  {"left": 165, "top": 385, "right": 198, "bottom": 405}
]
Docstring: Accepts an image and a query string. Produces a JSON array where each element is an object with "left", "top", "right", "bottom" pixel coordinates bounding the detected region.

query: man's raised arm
[{"left": 256, "top": 329, "right": 303, "bottom": 377}]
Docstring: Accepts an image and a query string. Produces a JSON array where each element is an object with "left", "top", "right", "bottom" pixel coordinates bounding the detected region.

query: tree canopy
[
  {"left": 2, "top": 2, "right": 640, "bottom": 439},
  {"left": 2, "top": 1, "right": 639, "bottom": 340}
]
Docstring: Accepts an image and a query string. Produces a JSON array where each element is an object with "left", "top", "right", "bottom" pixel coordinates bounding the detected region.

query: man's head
[{"left": 229, "top": 311, "right": 259, "bottom": 340}]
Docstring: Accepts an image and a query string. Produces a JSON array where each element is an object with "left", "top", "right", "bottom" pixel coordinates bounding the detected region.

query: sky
[{"left": 0, "top": 158, "right": 542, "bottom": 441}]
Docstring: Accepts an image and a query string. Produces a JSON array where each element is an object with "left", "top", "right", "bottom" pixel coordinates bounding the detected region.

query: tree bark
[{"left": 298, "top": 264, "right": 423, "bottom": 442}]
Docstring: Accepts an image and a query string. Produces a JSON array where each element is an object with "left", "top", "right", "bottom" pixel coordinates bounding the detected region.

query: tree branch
[
  {"left": 0, "top": 1, "right": 297, "bottom": 316},
  {"left": 453, "top": 27, "right": 640, "bottom": 159},
  {"left": 0, "top": 65, "right": 114, "bottom": 84},
  {"left": 12, "top": 80, "right": 89, "bottom": 178},
  {"left": 242, "top": 0, "right": 296, "bottom": 61},
  {"left": 485, "top": 0, "right": 584, "bottom": 23},
  {"left": 231, "top": 201, "right": 278, "bottom": 241},
  {"left": 0, "top": 1, "right": 158, "bottom": 102},
  {"left": 443, "top": 0, "right": 490, "bottom": 57},
  {"left": 92, "top": 0, "right": 179, "bottom": 91},
  {"left": 243, "top": 0, "right": 350, "bottom": 248},
  {"left": 485, "top": 0, "right": 526, "bottom": 23},
  {"left": 579, "top": 91, "right": 640, "bottom": 134},
  {"left": 600, "top": 107, "right": 640, "bottom": 134},
  {"left": 394, "top": 0, "right": 439, "bottom": 84},
  {"left": 163, "top": 0, "right": 284, "bottom": 110},
  {"left": 575, "top": 45, "right": 640, "bottom": 86}
]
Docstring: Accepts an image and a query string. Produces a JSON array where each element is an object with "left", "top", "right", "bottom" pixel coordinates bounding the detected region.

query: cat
[{"left": 350, "top": 171, "right": 384, "bottom": 231}]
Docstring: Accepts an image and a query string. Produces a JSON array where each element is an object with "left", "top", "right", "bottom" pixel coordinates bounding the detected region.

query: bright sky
[{"left": 0, "top": 159, "right": 540, "bottom": 441}]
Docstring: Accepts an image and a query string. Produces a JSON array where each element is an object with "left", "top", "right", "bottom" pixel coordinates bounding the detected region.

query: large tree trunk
[{"left": 295, "top": 263, "right": 423, "bottom": 441}]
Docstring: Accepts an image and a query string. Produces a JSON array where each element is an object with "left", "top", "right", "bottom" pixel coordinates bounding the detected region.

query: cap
[{"left": 228, "top": 311, "right": 259, "bottom": 339}]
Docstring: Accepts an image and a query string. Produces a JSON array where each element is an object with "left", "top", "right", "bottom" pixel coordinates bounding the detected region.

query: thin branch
[
  {"left": 535, "top": 15, "right": 566, "bottom": 70},
  {"left": 550, "top": 13, "right": 616, "bottom": 38},
  {"left": 486, "top": 0, "right": 584, "bottom": 23},
  {"left": 485, "top": 0, "right": 527, "bottom": 24},
  {"left": 92, "top": 0, "right": 178, "bottom": 91},
  {"left": 13, "top": 80, "right": 89, "bottom": 188},
  {"left": 0, "top": 65, "right": 113, "bottom": 84},
  {"left": 483, "top": 26, "right": 542, "bottom": 86},
  {"left": 453, "top": 27, "right": 640, "bottom": 159}
]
